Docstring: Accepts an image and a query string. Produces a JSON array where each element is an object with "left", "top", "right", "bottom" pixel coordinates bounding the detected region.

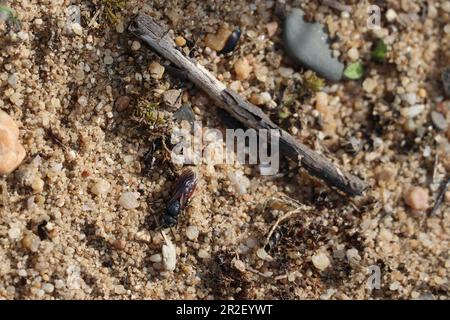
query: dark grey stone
[{"left": 283, "top": 9, "right": 344, "bottom": 81}]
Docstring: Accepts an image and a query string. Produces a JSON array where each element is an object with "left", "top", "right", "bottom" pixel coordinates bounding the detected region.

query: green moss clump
[{"left": 303, "top": 72, "right": 325, "bottom": 92}]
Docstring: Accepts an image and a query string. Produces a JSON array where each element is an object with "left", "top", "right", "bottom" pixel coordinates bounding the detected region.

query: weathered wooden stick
[{"left": 129, "top": 13, "right": 367, "bottom": 196}]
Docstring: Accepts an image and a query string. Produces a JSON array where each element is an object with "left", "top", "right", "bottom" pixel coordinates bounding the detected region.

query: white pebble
[
  {"left": 362, "top": 78, "right": 378, "bottom": 93},
  {"left": 7, "top": 73, "right": 17, "bottom": 88},
  {"left": 386, "top": 9, "right": 397, "bottom": 22},
  {"left": 402, "top": 92, "right": 417, "bottom": 105},
  {"left": 185, "top": 226, "right": 199, "bottom": 240},
  {"left": 227, "top": 170, "right": 251, "bottom": 195},
  {"left": 346, "top": 248, "right": 361, "bottom": 263},
  {"left": 348, "top": 47, "right": 359, "bottom": 61},
  {"left": 162, "top": 241, "right": 177, "bottom": 271},
  {"left": 403, "top": 104, "right": 425, "bottom": 118},
  {"left": 312, "top": 252, "right": 330, "bottom": 271},
  {"left": 77, "top": 96, "right": 88, "bottom": 107},
  {"left": 149, "top": 253, "right": 162, "bottom": 263},
  {"left": 8, "top": 227, "right": 21, "bottom": 240},
  {"left": 71, "top": 22, "right": 83, "bottom": 36},
  {"left": 42, "top": 283, "right": 54, "bottom": 293},
  {"left": 118, "top": 192, "right": 140, "bottom": 209},
  {"left": 260, "top": 91, "right": 272, "bottom": 104},
  {"left": 91, "top": 179, "right": 111, "bottom": 197},
  {"left": 198, "top": 249, "right": 210, "bottom": 259}
]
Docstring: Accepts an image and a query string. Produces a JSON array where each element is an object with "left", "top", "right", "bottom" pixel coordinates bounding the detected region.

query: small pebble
[
  {"left": 71, "top": 22, "right": 83, "bottom": 36},
  {"left": 131, "top": 40, "right": 141, "bottom": 51},
  {"left": 431, "top": 111, "right": 448, "bottom": 131},
  {"left": 21, "top": 233, "right": 40, "bottom": 252},
  {"left": 346, "top": 248, "right": 361, "bottom": 263},
  {"left": 312, "top": 252, "right": 330, "bottom": 271},
  {"left": 315, "top": 92, "right": 328, "bottom": 109},
  {"left": 386, "top": 9, "right": 397, "bottom": 22},
  {"left": 149, "top": 253, "right": 162, "bottom": 263},
  {"left": 205, "top": 26, "right": 232, "bottom": 51},
  {"left": 403, "top": 92, "right": 417, "bottom": 105},
  {"left": 0, "top": 110, "right": 26, "bottom": 175},
  {"left": 404, "top": 186, "right": 429, "bottom": 211},
  {"left": 149, "top": 62, "right": 165, "bottom": 80},
  {"left": 31, "top": 177, "right": 44, "bottom": 193},
  {"left": 115, "top": 22, "right": 125, "bottom": 33},
  {"left": 163, "top": 89, "right": 182, "bottom": 110},
  {"left": 175, "top": 36, "right": 186, "bottom": 47},
  {"left": 91, "top": 179, "right": 111, "bottom": 197},
  {"left": 348, "top": 47, "right": 359, "bottom": 61},
  {"left": 115, "top": 96, "right": 131, "bottom": 112},
  {"left": 266, "top": 21, "right": 278, "bottom": 37},
  {"left": 8, "top": 227, "right": 21, "bottom": 240},
  {"left": 162, "top": 240, "right": 177, "bottom": 271},
  {"left": 104, "top": 55, "right": 114, "bottom": 65},
  {"left": 118, "top": 192, "right": 140, "bottom": 210},
  {"left": 362, "top": 78, "right": 378, "bottom": 93},
  {"left": 185, "top": 226, "right": 199, "bottom": 240},
  {"left": 77, "top": 95, "right": 88, "bottom": 107},
  {"left": 234, "top": 58, "right": 252, "bottom": 80}
]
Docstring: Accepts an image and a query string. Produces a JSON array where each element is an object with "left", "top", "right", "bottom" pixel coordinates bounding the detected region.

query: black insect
[
  {"left": 218, "top": 28, "right": 241, "bottom": 55},
  {"left": 162, "top": 168, "right": 198, "bottom": 227},
  {"left": 264, "top": 225, "right": 288, "bottom": 252}
]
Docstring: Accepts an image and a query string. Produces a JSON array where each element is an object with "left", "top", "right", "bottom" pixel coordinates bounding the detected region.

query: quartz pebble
[
  {"left": 185, "top": 226, "right": 199, "bottom": 240},
  {"left": 91, "top": 179, "right": 111, "bottom": 197},
  {"left": 0, "top": 110, "right": 26, "bottom": 175},
  {"left": 312, "top": 252, "right": 330, "bottom": 270},
  {"left": 205, "top": 26, "right": 232, "bottom": 51},
  {"left": 234, "top": 58, "right": 252, "bottom": 80},
  {"left": 162, "top": 238, "right": 176, "bottom": 271},
  {"left": 404, "top": 186, "right": 429, "bottom": 211},
  {"left": 71, "top": 22, "right": 83, "bottom": 36},
  {"left": 118, "top": 192, "right": 140, "bottom": 209},
  {"left": 431, "top": 111, "right": 448, "bottom": 131},
  {"left": 149, "top": 253, "right": 162, "bottom": 263},
  {"left": 149, "top": 62, "right": 165, "bottom": 79},
  {"left": 346, "top": 248, "right": 361, "bottom": 263}
]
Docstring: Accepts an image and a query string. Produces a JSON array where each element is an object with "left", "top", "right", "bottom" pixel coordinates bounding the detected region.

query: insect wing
[{"left": 169, "top": 169, "right": 197, "bottom": 208}]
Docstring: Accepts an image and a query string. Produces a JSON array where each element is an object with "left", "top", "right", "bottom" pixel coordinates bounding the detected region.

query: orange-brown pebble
[
  {"left": 234, "top": 57, "right": 252, "bottom": 80},
  {"left": 404, "top": 186, "right": 429, "bottom": 211},
  {"left": 115, "top": 96, "right": 131, "bottom": 112},
  {"left": 0, "top": 110, "right": 26, "bottom": 175},
  {"left": 205, "top": 26, "right": 232, "bottom": 51},
  {"left": 175, "top": 36, "right": 186, "bottom": 47},
  {"left": 266, "top": 21, "right": 278, "bottom": 37}
]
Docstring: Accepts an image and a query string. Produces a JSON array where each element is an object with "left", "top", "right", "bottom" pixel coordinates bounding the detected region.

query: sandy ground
[{"left": 0, "top": 0, "right": 449, "bottom": 299}]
